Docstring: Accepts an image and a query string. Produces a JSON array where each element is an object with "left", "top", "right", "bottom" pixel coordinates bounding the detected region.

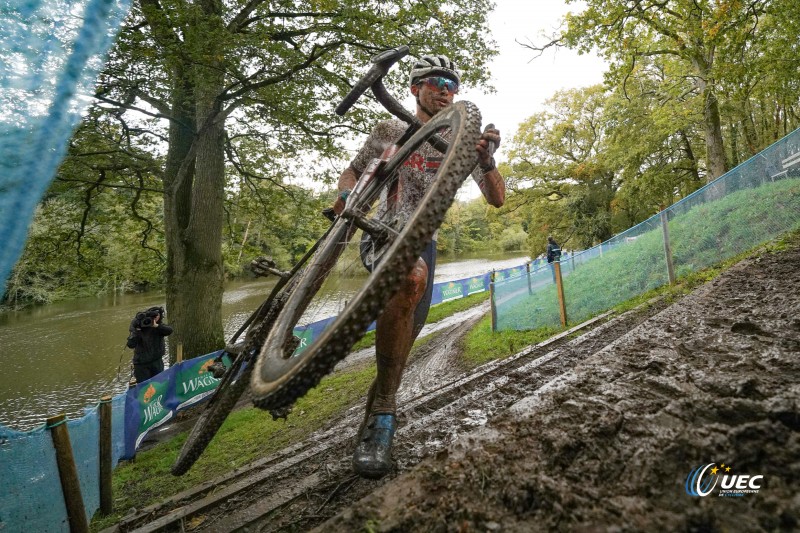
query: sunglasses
[{"left": 418, "top": 76, "right": 459, "bottom": 94}]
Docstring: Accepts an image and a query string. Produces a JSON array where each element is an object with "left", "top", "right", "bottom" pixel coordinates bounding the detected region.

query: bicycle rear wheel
[{"left": 250, "top": 101, "right": 482, "bottom": 410}]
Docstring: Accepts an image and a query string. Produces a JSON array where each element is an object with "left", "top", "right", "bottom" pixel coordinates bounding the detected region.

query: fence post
[
  {"left": 554, "top": 262, "right": 567, "bottom": 328},
  {"left": 177, "top": 343, "right": 184, "bottom": 363},
  {"left": 489, "top": 282, "right": 497, "bottom": 332},
  {"left": 660, "top": 205, "right": 677, "bottom": 285},
  {"left": 571, "top": 252, "right": 576, "bottom": 272},
  {"left": 525, "top": 262, "right": 532, "bottom": 295},
  {"left": 490, "top": 269, "right": 495, "bottom": 283},
  {"left": 99, "top": 396, "right": 113, "bottom": 515},
  {"left": 47, "top": 414, "right": 89, "bottom": 533}
]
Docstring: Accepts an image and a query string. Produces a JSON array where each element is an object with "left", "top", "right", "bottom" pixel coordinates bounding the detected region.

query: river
[{"left": 0, "top": 252, "right": 529, "bottom": 430}]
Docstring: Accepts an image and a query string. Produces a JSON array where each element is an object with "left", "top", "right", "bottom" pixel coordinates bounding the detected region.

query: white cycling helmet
[{"left": 409, "top": 55, "right": 461, "bottom": 86}]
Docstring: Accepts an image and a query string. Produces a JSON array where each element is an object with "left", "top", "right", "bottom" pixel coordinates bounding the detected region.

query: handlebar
[{"left": 335, "top": 45, "right": 410, "bottom": 116}]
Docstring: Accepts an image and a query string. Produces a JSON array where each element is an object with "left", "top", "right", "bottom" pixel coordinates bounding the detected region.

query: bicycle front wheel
[
  {"left": 170, "top": 281, "right": 297, "bottom": 475},
  {"left": 250, "top": 101, "right": 482, "bottom": 410}
]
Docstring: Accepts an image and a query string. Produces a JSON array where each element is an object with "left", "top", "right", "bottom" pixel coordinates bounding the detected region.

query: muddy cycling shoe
[{"left": 352, "top": 413, "right": 397, "bottom": 479}]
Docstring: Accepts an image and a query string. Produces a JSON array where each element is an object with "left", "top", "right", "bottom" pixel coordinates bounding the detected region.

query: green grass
[
  {"left": 91, "top": 366, "right": 376, "bottom": 531},
  {"left": 426, "top": 290, "right": 490, "bottom": 323},
  {"left": 461, "top": 317, "right": 560, "bottom": 368},
  {"left": 464, "top": 227, "right": 800, "bottom": 372}
]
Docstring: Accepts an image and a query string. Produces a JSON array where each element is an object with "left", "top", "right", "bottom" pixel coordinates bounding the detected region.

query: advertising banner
[{"left": 123, "top": 350, "right": 226, "bottom": 458}]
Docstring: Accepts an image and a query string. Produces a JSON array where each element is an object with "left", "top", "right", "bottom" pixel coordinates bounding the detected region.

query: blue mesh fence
[
  {"left": 495, "top": 127, "right": 800, "bottom": 331},
  {"left": 0, "top": 424, "right": 69, "bottom": 532},
  {"left": 0, "top": 394, "right": 127, "bottom": 531},
  {"left": 0, "top": 0, "right": 131, "bottom": 295}
]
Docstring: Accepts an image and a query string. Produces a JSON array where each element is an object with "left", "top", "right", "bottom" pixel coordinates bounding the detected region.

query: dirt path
[{"left": 319, "top": 241, "right": 800, "bottom": 532}]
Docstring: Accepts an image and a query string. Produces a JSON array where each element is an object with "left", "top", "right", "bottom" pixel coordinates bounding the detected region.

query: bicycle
[{"left": 171, "top": 45, "right": 489, "bottom": 476}]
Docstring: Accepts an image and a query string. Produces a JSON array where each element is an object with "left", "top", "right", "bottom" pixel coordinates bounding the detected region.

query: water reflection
[{"left": 0, "top": 252, "right": 528, "bottom": 430}]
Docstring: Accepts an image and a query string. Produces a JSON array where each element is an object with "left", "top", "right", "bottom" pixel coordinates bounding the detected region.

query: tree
[
  {"left": 93, "top": 0, "right": 498, "bottom": 361},
  {"left": 504, "top": 86, "right": 618, "bottom": 251},
  {"left": 526, "top": 0, "right": 770, "bottom": 182}
]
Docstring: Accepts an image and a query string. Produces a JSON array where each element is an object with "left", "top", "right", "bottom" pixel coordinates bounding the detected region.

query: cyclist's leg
[
  {"left": 353, "top": 243, "right": 434, "bottom": 479},
  {"left": 371, "top": 252, "right": 429, "bottom": 414}
]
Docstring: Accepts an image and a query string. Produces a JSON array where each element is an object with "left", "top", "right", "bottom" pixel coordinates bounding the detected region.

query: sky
[{"left": 446, "top": 0, "right": 608, "bottom": 198}]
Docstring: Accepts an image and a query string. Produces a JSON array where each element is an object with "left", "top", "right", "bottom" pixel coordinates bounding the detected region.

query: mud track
[
  {"left": 111, "top": 241, "right": 800, "bottom": 532},
  {"left": 110, "top": 297, "right": 672, "bottom": 531}
]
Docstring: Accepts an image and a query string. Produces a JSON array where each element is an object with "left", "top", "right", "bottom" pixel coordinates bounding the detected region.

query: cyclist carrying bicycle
[{"left": 332, "top": 54, "right": 505, "bottom": 479}]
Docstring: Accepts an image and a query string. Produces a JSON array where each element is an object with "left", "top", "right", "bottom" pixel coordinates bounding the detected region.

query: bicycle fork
[{"left": 341, "top": 145, "right": 402, "bottom": 247}]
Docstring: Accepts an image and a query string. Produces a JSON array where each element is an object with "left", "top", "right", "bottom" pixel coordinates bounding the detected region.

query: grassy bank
[{"left": 497, "top": 178, "right": 800, "bottom": 331}]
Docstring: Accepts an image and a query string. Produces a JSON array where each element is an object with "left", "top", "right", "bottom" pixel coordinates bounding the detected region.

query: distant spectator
[
  {"left": 546, "top": 236, "right": 562, "bottom": 263},
  {"left": 546, "top": 236, "right": 562, "bottom": 283},
  {"left": 126, "top": 306, "right": 173, "bottom": 383}
]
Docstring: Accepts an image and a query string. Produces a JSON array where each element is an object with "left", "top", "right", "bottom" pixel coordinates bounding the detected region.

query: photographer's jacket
[{"left": 127, "top": 324, "right": 173, "bottom": 365}]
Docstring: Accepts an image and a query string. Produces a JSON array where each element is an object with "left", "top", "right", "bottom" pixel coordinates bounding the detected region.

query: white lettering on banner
[
  {"left": 181, "top": 374, "right": 219, "bottom": 394},
  {"left": 143, "top": 395, "right": 164, "bottom": 424},
  {"left": 722, "top": 475, "right": 763, "bottom": 490}
]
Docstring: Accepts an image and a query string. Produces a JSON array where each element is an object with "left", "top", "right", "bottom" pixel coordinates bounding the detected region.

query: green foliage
[
  {"left": 504, "top": 85, "right": 618, "bottom": 254},
  {"left": 4, "top": 116, "right": 167, "bottom": 306}
]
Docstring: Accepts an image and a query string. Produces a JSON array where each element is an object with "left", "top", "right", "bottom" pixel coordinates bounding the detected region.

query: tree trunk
[
  {"left": 163, "top": 74, "right": 196, "bottom": 364},
  {"left": 701, "top": 83, "right": 728, "bottom": 181},
  {"left": 729, "top": 122, "right": 739, "bottom": 168},
  {"left": 162, "top": 5, "right": 227, "bottom": 363}
]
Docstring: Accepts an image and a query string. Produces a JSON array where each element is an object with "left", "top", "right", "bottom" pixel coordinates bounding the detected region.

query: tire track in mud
[{"left": 111, "top": 298, "right": 672, "bottom": 532}]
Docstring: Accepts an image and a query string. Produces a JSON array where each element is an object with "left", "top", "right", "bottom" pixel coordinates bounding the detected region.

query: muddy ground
[{"left": 318, "top": 242, "right": 800, "bottom": 532}]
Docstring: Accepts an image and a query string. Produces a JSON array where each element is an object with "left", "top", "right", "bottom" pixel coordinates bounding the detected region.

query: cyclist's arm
[
  {"left": 474, "top": 167, "right": 505, "bottom": 208},
  {"left": 334, "top": 165, "right": 360, "bottom": 215},
  {"left": 474, "top": 126, "right": 504, "bottom": 207}
]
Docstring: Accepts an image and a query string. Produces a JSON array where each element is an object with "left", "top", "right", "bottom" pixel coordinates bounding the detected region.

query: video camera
[{"left": 132, "top": 306, "right": 166, "bottom": 329}]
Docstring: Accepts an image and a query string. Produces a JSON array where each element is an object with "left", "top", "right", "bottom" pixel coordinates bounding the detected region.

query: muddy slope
[{"left": 320, "top": 242, "right": 800, "bottom": 532}]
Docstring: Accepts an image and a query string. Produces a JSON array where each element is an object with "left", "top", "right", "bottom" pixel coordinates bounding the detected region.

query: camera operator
[{"left": 126, "top": 306, "right": 173, "bottom": 383}]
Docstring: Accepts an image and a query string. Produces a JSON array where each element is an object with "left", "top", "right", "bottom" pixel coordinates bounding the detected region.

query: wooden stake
[
  {"left": 47, "top": 414, "right": 89, "bottom": 533},
  {"left": 99, "top": 396, "right": 113, "bottom": 515},
  {"left": 554, "top": 262, "right": 568, "bottom": 327},
  {"left": 177, "top": 343, "right": 184, "bottom": 363},
  {"left": 526, "top": 262, "right": 532, "bottom": 295},
  {"left": 660, "top": 206, "right": 677, "bottom": 285}
]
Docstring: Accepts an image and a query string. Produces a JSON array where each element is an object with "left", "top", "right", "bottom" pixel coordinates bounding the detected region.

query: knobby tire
[{"left": 251, "top": 101, "right": 482, "bottom": 410}]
